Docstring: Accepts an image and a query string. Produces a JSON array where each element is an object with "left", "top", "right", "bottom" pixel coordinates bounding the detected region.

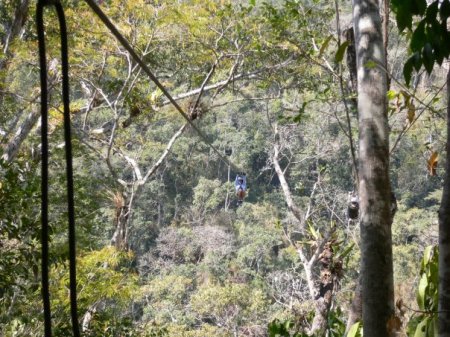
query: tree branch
[{"left": 272, "top": 124, "right": 304, "bottom": 224}]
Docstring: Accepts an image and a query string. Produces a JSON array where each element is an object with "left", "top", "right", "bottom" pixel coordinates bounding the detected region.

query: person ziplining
[{"left": 235, "top": 173, "right": 247, "bottom": 206}]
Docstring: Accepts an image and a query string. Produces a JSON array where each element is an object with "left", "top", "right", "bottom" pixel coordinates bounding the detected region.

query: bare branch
[
  {"left": 272, "top": 124, "right": 304, "bottom": 225},
  {"left": 161, "top": 56, "right": 296, "bottom": 105}
]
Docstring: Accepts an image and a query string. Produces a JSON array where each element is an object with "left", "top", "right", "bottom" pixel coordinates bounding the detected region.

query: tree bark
[
  {"left": 272, "top": 125, "right": 304, "bottom": 224},
  {"left": 438, "top": 67, "right": 450, "bottom": 337},
  {"left": 1, "top": 108, "right": 40, "bottom": 162},
  {"left": 352, "top": 1, "right": 395, "bottom": 336},
  {"left": 345, "top": 27, "right": 358, "bottom": 97},
  {"left": 110, "top": 192, "right": 130, "bottom": 250},
  {"left": 1, "top": 0, "right": 30, "bottom": 64},
  {"left": 309, "top": 241, "right": 338, "bottom": 336}
]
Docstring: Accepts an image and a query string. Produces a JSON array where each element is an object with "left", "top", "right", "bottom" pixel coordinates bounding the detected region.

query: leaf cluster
[
  {"left": 392, "top": 0, "right": 450, "bottom": 84},
  {"left": 407, "top": 246, "right": 439, "bottom": 337}
]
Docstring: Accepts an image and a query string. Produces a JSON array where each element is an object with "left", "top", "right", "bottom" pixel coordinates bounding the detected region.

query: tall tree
[
  {"left": 391, "top": 1, "right": 450, "bottom": 334},
  {"left": 352, "top": 0, "right": 395, "bottom": 336},
  {"left": 439, "top": 65, "right": 450, "bottom": 337}
]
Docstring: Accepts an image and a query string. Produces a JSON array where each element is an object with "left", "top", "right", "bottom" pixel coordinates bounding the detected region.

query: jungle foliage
[{"left": 0, "top": 0, "right": 448, "bottom": 336}]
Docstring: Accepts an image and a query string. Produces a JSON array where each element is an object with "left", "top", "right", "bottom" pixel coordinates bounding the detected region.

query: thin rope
[
  {"left": 37, "top": 1, "right": 80, "bottom": 336},
  {"left": 83, "top": 0, "right": 244, "bottom": 174}
]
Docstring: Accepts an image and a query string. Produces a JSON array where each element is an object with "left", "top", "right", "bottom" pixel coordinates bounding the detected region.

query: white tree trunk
[{"left": 2, "top": 109, "right": 40, "bottom": 162}]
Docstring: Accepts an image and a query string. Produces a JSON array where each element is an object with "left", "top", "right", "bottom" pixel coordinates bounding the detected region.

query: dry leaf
[{"left": 427, "top": 151, "right": 438, "bottom": 176}]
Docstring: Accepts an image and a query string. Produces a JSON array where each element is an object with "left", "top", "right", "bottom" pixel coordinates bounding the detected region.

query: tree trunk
[
  {"left": 352, "top": 1, "right": 395, "bottom": 336},
  {"left": 2, "top": 0, "right": 30, "bottom": 51},
  {"left": 1, "top": 0, "right": 35, "bottom": 161},
  {"left": 344, "top": 26, "right": 357, "bottom": 98},
  {"left": 1, "top": 108, "right": 40, "bottom": 162},
  {"left": 438, "top": 67, "right": 450, "bottom": 337},
  {"left": 110, "top": 191, "right": 130, "bottom": 250},
  {"left": 272, "top": 125, "right": 303, "bottom": 224},
  {"left": 309, "top": 241, "right": 339, "bottom": 336}
]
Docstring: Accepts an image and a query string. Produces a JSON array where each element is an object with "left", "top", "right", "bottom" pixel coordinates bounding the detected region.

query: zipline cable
[
  {"left": 37, "top": 1, "right": 80, "bottom": 336},
  {"left": 83, "top": 0, "right": 244, "bottom": 174}
]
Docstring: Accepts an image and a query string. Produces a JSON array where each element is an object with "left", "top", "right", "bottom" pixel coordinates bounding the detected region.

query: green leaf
[
  {"left": 284, "top": 320, "right": 292, "bottom": 331},
  {"left": 347, "top": 321, "right": 361, "bottom": 337},
  {"left": 412, "top": 0, "right": 427, "bottom": 15},
  {"left": 395, "top": 3, "right": 413, "bottom": 31},
  {"left": 426, "top": 1, "right": 439, "bottom": 23},
  {"left": 412, "top": 51, "right": 423, "bottom": 71},
  {"left": 365, "top": 60, "right": 377, "bottom": 69},
  {"left": 432, "top": 317, "right": 438, "bottom": 337},
  {"left": 308, "top": 223, "right": 319, "bottom": 240},
  {"left": 403, "top": 56, "right": 415, "bottom": 86},
  {"left": 417, "top": 273, "right": 428, "bottom": 310},
  {"left": 335, "top": 41, "right": 349, "bottom": 63},
  {"left": 440, "top": 0, "right": 450, "bottom": 21},
  {"left": 268, "top": 319, "right": 291, "bottom": 337},
  {"left": 414, "top": 317, "right": 430, "bottom": 337},
  {"left": 387, "top": 90, "right": 398, "bottom": 100},
  {"left": 422, "top": 246, "right": 433, "bottom": 268},
  {"left": 411, "top": 21, "right": 426, "bottom": 52},
  {"left": 336, "top": 243, "right": 354, "bottom": 260},
  {"left": 391, "top": 0, "right": 402, "bottom": 10},
  {"left": 319, "top": 35, "right": 333, "bottom": 57},
  {"left": 422, "top": 43, "right": 434, "bottom": 73}
]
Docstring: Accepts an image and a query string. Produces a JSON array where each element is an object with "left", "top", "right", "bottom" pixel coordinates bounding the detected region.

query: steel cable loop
[{"left": 36, "top": 1, "right": 80, "bottom": 336}]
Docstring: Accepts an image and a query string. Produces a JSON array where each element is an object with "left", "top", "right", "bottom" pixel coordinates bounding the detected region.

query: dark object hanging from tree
[
  {"left": 225, "top": 148, "right": 232, "bottom": 156},
  {"left": 347, "top": 192, "right": 359, "bottom": 220},
  {"left": 390, "top": 192, "right": 397, "bottom": 218}
]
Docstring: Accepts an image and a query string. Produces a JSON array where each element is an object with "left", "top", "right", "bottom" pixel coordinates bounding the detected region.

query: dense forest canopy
[{"left": 0, "top": 0, "right": 449, "bottom": 336}]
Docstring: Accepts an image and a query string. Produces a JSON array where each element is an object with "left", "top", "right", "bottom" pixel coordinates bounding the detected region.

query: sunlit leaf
[
  {"left": 387, "top": 90, "right": 398, "bottom": 100},
  {"left": 413, "top": 317, "right": 429, "bottom": 337},
  {"left": 347, "top": 321, "right": 361, "bottom": 337},
  {"left": 417, "top": 273, "right": 428, "bottom": 310},
  {"left": 365, "top": 60, "right": 377, "bottom": 69}
]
